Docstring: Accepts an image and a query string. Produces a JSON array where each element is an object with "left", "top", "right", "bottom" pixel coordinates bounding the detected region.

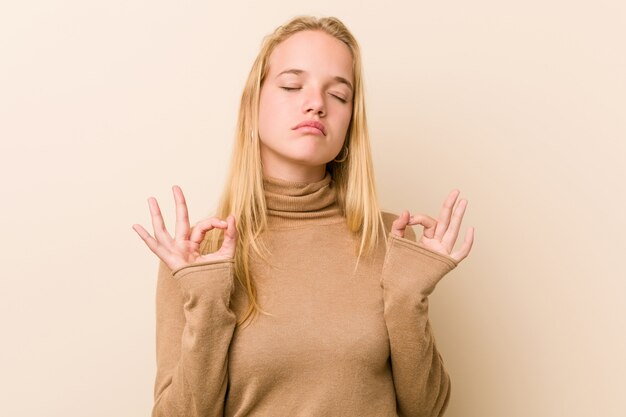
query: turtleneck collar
[{"left": 262, "top": 171, "right": 344, "bottom": 228}]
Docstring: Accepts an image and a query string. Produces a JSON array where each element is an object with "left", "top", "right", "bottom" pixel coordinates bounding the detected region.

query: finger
[
  {"left": 188, "top": 216, "right": 228, "bottom": 244},
  {"left": 148, "top": 197, "right": 173, "bottom": 243},
  {"left": 132, "top": 224, "right": 158, "bottom": 251},
  {"left": 132, "top": 223, "right": 170, "bottom": 260},
  {"left": 434, "top": 189, "right": 460, "bottom": 240},
  {"left": 408, "top": 213, "right": 437, "bottom": 239},
  {"left": 442, "top": 198, "right": 468, "bottom": 253},
  {"left": 390, "top": 210, "right": 410, "bottom": 237},
  {"left": 173, "top": 185, "right": 190, "bottom": 241},
  {"left": 451, "top": 226, "right": 475, "bottom": 262},
  {"left": 219, "top": 214, "right": 239, "bottom": 254},
  {"left": 133, "top": 224, "right": 179, "bottom": 267}
]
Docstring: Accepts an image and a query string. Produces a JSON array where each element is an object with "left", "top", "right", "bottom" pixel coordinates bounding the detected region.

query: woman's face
[{"left": 258, "top": 30, "right": 354, "bottom": 181}]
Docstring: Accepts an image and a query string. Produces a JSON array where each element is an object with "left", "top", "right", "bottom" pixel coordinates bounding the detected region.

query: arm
[
  {"left": 381, "top": 227, "right": 458, "bottom": 417},
  {"left": 152, "top": 258, "right": 237, "bottom": 417}
]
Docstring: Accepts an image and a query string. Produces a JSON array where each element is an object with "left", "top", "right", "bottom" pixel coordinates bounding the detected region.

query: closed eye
[{"left": 281, "top": 87, "right": 348, "bottom": 103}]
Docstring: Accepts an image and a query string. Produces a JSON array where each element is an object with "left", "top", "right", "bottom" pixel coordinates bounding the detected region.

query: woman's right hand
[{"left": 132, "top": 185, "right": 237, "bottom": 271}]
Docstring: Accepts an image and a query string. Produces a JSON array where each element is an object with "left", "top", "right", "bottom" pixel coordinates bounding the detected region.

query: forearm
[
  {"left": 383, "top": 288, "right": 451, "bottom": 416},
  {"left": 152, "top": 260, "right": 237, "bottom": 417},
  {"left": 381, "top": 233, "right": 457, "bottom": 417}
]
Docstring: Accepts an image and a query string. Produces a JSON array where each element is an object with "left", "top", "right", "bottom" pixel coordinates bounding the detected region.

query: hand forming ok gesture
[
  {"left": 390, "top": 189, "right": 474, "bottom": 263},
  {"left": 132, "top": 185, "right": 238, "bottom": 271}
]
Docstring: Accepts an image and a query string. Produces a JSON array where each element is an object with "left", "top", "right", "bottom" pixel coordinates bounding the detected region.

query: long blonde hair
[{"left": 200, "top": 15, "right": 387, "bottom": 327}]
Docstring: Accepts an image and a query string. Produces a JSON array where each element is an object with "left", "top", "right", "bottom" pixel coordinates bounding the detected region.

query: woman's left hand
[{"left": 390, "top": 189, "right": 475, "bottom": 263}]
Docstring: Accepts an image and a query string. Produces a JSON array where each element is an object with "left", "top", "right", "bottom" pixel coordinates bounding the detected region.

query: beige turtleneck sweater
[{"left": 151, "top": 172, "right": 459, "bottom": 417}]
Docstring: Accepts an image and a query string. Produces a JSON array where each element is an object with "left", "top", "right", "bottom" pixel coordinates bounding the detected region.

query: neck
[{"left": 262, "top": 170, "right": 344, "bottom": 229}]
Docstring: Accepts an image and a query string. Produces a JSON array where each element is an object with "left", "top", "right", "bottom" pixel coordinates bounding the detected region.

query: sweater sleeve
[
  {"left": 381, "top": 230, "right": 458, "bottom": 417},
  {"left": 151, "top": 258, "right": 237, "bottom": 417}
]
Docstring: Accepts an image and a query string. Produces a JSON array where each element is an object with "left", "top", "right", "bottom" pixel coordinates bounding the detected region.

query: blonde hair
[{"left": 200, "top": 15, "right": 388, "bottom": 327}]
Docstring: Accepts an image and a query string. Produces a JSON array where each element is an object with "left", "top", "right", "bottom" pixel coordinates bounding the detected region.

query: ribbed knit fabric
[
  {"left": 151, "top": 171, "right": 458, "bottom": 417},
  {"left": 262, "top": 171, "right": 343, "bottom": 228}
]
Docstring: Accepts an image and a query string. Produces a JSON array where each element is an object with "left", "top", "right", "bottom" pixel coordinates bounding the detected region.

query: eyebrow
[{"left": 276, "top": 68, "right": 353, "bottom": 92}]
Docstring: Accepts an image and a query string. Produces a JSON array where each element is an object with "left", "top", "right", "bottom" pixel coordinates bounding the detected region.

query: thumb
[
  {"left": 390, "top": 210, "right": 411, "bottom": 237},
  {"left": 219, "top": 214, "right": 238, "bottom": 256}
]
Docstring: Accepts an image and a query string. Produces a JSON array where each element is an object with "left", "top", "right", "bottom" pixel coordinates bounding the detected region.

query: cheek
[
  {"left": 338, "top": 107, "right": 353, "bottom": 133},
  {"left": 258, "top": 91, "right": 276, "bottom": 137},
  {"left": 259, "top": 91, "right": 289, "bottom": 127}
]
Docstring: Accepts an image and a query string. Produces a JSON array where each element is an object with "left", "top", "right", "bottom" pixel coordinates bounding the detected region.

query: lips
[{"left": 293, "top": 120, "right": 326, "bottom": 135}]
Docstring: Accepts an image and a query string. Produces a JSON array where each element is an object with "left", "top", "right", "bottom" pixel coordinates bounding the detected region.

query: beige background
[{"left": 1, "top": 1, "right": 624, "bottom": 416}]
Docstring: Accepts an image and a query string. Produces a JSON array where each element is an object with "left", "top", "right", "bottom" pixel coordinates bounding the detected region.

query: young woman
[{"left": 133, "top": 15, "right": 474, "bottom": 417}]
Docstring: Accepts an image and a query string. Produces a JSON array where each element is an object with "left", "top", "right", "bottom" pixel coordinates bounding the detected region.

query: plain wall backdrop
[{"left": 1, "top": 1, "right": 624, "bottom": 416}]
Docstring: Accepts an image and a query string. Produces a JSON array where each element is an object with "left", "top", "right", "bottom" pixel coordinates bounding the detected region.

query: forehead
[{"left": 267, "top": 30, "right": 353, "bottom": 83}]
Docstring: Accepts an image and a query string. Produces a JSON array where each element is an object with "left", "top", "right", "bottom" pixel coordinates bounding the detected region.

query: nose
[{"left": 302, "top": 87, "right": 326, "bottom": 117}]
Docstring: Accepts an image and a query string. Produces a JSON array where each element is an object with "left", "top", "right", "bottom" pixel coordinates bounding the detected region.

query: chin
[{"left": 282, "top": 152, "right": 328, "bottom": 166}]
